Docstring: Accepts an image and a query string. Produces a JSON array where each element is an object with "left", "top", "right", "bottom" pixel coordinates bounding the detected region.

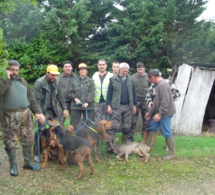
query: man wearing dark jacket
[
  {"left": 107, "top": 62, "right": 137, "bottom": 143},
  {"left": 145, "top": 69, "right": 176, "bottom": 160},
  {"left": 0, "top": 60, "right": 44, "bottom": 176},
  {"left": 33, "top": 64, "right": 68, "bottom": 161}
]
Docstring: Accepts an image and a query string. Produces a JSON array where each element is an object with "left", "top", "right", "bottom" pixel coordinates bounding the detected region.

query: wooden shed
[{"left": 171, "top": 63, "right": 215, "bottom": 135}]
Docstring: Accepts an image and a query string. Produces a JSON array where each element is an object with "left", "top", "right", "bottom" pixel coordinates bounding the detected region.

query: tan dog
[{"left": 111, "top": 138, "right": 150, "bottom": 162}]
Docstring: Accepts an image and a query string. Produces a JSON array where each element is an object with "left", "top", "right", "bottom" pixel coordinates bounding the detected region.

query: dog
[
  {"left": 45, "top": 122, "right": 96, "bottom": 180},
  {"left": 74, "top": 120, "right": 113, "bottom": 162},
  {"left": 34, "top": 120, "right": 74, "bottom": 163},
  {"left": 110, "top": 137, "right": 150, "bottom": 162}
]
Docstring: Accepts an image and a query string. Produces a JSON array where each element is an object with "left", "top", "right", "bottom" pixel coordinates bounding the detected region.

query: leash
[
  {"left": 33, "top": 120, "right": 51, "bottom": 170},
  {"left": 33, "top": 120, "right": 40, "bottom": 170},
  {"left": 75, "top": 107, "right": 97, "bottom": 135}
]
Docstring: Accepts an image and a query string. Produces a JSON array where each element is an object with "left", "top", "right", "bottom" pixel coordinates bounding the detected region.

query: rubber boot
[
  {"left": 163, "top": 137, "right": 175, "bottom": 160},
  {"left": 146, "top": 131, "right": 158, "bottom": 150},
  {"left": 22, "top": 146, "right": 35, "bottom": 169},
  {"left": 5, "top": 147, "right": 18, "bottom": 176},
  {"left": 142, "top": 131, "right": 150, "bottom": 144}
]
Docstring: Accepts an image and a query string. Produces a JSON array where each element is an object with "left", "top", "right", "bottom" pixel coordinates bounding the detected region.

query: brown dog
[
  {"left": 111, "top": 138, "right": 150, "bottom": 162},
  {"left": 75, "top": 120, "right": 112, "bottom": 162},
  {"left": 39, "top": 121, "right": 74, "bottom": 163},
  {"left": 44, "top": 120, "right": 96, "bottom": 179}
]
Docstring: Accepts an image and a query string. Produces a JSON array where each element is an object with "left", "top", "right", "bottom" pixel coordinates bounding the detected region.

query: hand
[
  {"left": 63, "top": 110, "right": 69, "bottom": 118},
  {"left": 74, "top": 98, "right": 81, "bottom": 105},
  {"left": 132, "top": 106, "right": 137, "bottom": 115},
  {"left": 148, "top": 101, "right": 153, "bottom": 109},
  {"left": 6, "top": 70, "right": 11, "bottom": 79},
  {"left": 153, "top": 113, "right": 161, "bottom": 122},
  {"left": 145, "top": 113, "right": 151, "bottom": 121},
  {"left": 82, "top": 103, "right": 89, "bottom": 108},
  {"left": 35, "top": 113, "right": 46, "bottom": 125},
  {"left": 107, "top": 105, "right": 112, "bottom": 115}
]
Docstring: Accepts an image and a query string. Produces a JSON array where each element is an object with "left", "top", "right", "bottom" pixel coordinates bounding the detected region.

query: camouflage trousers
[
  {"left": 131, "top": 101, "right": 149, "bottom": 134},
  {"left": 94, "top": 102, "right": 110, "bottom": 123},
  {"left": 108, "top": 104, "right": 133, "bottom": 136},
  {"left": 2, "top": 108, "right": 34, "bottom": 149}
]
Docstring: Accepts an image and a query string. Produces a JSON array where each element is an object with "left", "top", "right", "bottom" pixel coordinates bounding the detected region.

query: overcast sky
[{"left": 199, "top": 0, "right": 215, "bottom": 20}]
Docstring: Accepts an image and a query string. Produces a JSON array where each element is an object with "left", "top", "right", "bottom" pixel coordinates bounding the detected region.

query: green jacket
[
  {"left": 108, "top": 74, "right": 135, "bottom": 109},
  {"left": 33, "top": 75, "right": 66, "bottom": 117},
  {"left": 0, "top": 77, "right": 41, "bottom": 121},
  {"left": 68, "top": 76, "right": 95, "bottom": 110}
]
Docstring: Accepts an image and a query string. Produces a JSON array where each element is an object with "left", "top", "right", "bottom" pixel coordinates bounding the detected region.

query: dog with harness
[{"left": 42, "top": 120, "right": 97, "bottom": 179}]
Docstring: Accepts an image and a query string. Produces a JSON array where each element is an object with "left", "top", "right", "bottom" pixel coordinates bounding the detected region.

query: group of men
[{"left": 0, "top": 59, "right": 177, "bottom": 177}]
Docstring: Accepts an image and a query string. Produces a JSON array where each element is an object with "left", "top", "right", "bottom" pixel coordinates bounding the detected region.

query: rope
[
  {"left": 33, "top": 120, "right": 40, "bottom": 170},
  {"left": 75, "top": 107, "right": 97, "bottom": 135}
]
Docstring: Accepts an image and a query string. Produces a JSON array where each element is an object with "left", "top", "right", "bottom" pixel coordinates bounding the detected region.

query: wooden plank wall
[
  {"left": 171, "top": 64, "right": 192, "bottom": 133},
  {"left": 172, "top": 64, "right": 215, "bottom": 135}
]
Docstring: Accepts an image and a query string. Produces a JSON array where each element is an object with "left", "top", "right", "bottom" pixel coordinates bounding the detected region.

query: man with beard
[
  {"left": 0, "top": 60, "right": 44, "bottom": 176},
  {"left": 33, "top": 64, "right": 68, "bottom": 161}
]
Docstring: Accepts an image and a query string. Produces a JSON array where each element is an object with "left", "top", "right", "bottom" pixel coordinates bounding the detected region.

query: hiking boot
[{"left": 5, "top": 147, "right": 18, "bottom": 176}]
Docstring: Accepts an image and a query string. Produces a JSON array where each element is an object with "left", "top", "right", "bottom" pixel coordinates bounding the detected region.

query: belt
[{"left": 5, "top": 108, "right": 28, "bottom": 113}]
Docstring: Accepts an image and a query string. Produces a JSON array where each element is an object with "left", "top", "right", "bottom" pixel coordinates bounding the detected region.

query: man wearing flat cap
[
  {"left": 106, "top": 62, "right": 137, "bottom": 143},
  {"left": 33, "top": 64, "right": 68, "bottom": 161},
  {"left": 0, "top": 60, "right": 45, "bottom": 176},
  {"left": 145, "top": 69, "right": 176, "bottom": 160}
]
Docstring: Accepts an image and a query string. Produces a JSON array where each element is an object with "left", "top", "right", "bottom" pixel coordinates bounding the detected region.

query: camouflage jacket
[
  {"left": 0, "top": 77, "right": 41, "bottom": 121},
  {"left": 145, "top": 79, "right": 180, "bottom": 105}
]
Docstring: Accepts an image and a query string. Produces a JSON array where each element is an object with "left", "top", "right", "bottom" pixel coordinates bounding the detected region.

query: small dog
[
  {"left": 46, "top": 122, "right": 97, "bottom": 180},
  {"left": 111, "top": 138, "right": 150, "bottom": 162},
  {"left": 75, "top": 120, "right": 113, "bottom": 162}
]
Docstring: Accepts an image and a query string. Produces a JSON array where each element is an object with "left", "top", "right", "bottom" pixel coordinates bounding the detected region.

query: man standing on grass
[
  {"left": 0, "top": 60, "right": 44, "bottom": 176},
  {"left": 106, "top": 62, "right": 137, "bottom": 143},
  {"left": 57, "top": 61, "right": 78, "bottom": 124},
  {"left": 93, "top": 59, "right": 113, "bottom": 122},
  {"left": 145, "top": 69, "right": 176, "bottom": 160},
  {"left": 131, "top": 62, "right": 149, "bottom": 143}
]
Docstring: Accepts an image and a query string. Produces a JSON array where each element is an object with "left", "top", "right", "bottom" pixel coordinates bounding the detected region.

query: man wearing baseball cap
[
  {"left": 145, "top": 69, "right": 176, "bottom": 160},
  {"left": 33, "top": 64, "right": 68, "bottom": 161}
]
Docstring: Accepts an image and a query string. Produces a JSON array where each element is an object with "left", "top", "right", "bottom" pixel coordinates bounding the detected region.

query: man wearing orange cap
[{"left": 33, "top": 64, "right": 68, "bottom": 161}]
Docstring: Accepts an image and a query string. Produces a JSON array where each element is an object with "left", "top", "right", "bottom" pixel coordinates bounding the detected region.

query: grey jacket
[
  {"left": 68, "top": 76, "right": 95, "bottom": 110},
  {"left": 33, "top": 75, "right": 66, "bottom": 117},
  {"left": 149, "top": 79, "right": 176, "bottom": 117}
]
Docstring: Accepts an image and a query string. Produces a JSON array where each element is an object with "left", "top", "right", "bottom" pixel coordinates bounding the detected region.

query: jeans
[{"left": 149, "top": 116, "right": 173, "bottom": 138}]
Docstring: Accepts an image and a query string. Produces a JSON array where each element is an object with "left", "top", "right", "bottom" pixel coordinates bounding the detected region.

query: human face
[
  {"left": 112, "top": 63, "right": 119, "bottom": 75},
  {"left": 79, "top": 68, "right": 88, "bottom": 77},
  {"left": 7, "top": 65, "right": 19, "bottom": 79},
  {"left": 148, "top": 75, "right": 156, "bottom": 84},
  {"left": 98, "top": 60, "right": 107, "bottom": 73},
  {"left": 46, "top": 72, "right": 58, "bottom": 82},
  {"left": 63, "top": 63, "right": 72, "bottom": 76},
  {"left": 119, "top": 68, "right": 129, "bottom": 77},
  {"left": 137, "top": 67, "right": 145, "bottom": 76}
]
